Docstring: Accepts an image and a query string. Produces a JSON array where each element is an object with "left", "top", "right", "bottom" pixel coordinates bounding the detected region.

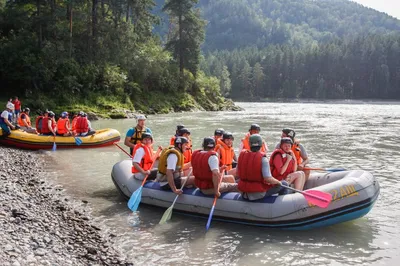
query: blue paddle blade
[
  {"left": 206, "top": 205, "right": 216, "bottom": 231},
  {"left": 52, "top": 142, "right": 57, "bottom": 151},
  {"left": 128, "top": 186, "right": 143, "bottom": 211},
  {"left": 75, "top": 137, "right": 83, "bottom": 146}
]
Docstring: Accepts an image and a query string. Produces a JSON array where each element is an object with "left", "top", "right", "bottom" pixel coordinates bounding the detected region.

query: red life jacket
[
  {"left": 71, "top": 116, "right": 78, "bottom": 131},
  {"left": 237, "top": 151, "right": 271, "bottom": 193},
  {"left": 57, "top": 118, "right": 69, "bottom": 134},
  {"left": 75, "top": 116, "right": 89, "bottom": 133},
  {"left": 131, "top": 144, "right": 154, "bottom": 173},
  {"left": 41, "top": 117, "right": 56, "bottom": 134},
  {"left": 35, "top": 116, "right": 43, "bottom": 133},
  {"left": 269, "top": 149, "right": 296, "bottom": 180},
  {"left": 192, "top": 150, "right": 217, "bottom": 190}
]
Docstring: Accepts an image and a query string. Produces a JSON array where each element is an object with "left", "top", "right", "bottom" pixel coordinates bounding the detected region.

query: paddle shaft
[
  {"left": 170, "top": 168, "right": 191, "bottom": 206},
  {"left": 303, "top": 167, "right": 345, "bottom": 172},
  {"left": 114, "top": 143, "right": 132, "bottom": 158},
  {"left": 280, "top": 184, "right": 329, "bottom": 202},
  {"left": 206, "top": 172, "right": 224, "bottom": 231}
]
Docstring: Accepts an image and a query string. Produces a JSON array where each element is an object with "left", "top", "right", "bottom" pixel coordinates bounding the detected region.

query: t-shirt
[
  {"left": 0, "top": 110, "right": 11, "bottom": 124},
  {"left": 132, "top": 147, "right": 145, "bottom": 164},
  {"left": 274, "top": 142, "right": 308, "bottom": 159},
  {"left": 208, "top": 154, "right": 219, "bottom": 171},
  {"left": 12, "top": 100, "right": 21, "bottom": 110},
  {"left": 1, "top": 110, "right": 9, "bottom": 120},
  {"left": 126, "top": 127, "right": 152, "bottom": 138},
  {"left": 166, "top": 153, "right": 178, "bottom": 171}
]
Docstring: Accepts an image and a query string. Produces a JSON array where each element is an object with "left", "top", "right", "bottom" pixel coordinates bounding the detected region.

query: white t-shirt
[
  {"left": 132, "top": 147, "right": 145, "bottom": 163},
  {"left": 208, "top": 154, "right": 219, "bottom": 171},
  {"left": 1, "top": 110, "right": 10, "bottom": 120},
  {"left": 167, "top": 153, "right": 178, "bottom": 170}
]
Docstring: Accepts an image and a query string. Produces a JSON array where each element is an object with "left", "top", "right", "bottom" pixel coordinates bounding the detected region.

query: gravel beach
[{"left": 0, "top": 147, "right": 133, "bottom": 265}]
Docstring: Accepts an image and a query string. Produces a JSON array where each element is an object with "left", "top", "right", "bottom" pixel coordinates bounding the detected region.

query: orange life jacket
[
  {"left": 56, "top": 118, "right": 70, "bottom": 134},
  {"left": 75, "top": 116, "right": 89, "bottom": 134},
  {"left": 292, "top": 141, "right": 303, "bottom": 165},
  {"left": 41, "top": 117, "right": 56, "bottom": 134},
  {"left": 237, "top": 150, "right": 271, "bottom": 193},
  {"left": 241, "top": 133, "right": 267, "bottom": 152},
  {"left": 71, "top": 116, "right": 78, "bottom": 131},
  {"left": 183, "top": 138, "right": 193, "bottom": 163},
  {"left": 169, "top": 136, "right": 176, "bottom": 146},
  {"left": 216, "top": 141, "right": 235, "bottom": 171},
  {"left": 269, "top": 149, "right": 296, "bottom": 180},
  {"left": 131, "top": 144, "right": 154, "bottom": 173},
  {"left": 18, "top": 112, "right": 31, "bottom": 127},
  {"left": 192, "top": 150, "right": 217, "bottom": 190}
]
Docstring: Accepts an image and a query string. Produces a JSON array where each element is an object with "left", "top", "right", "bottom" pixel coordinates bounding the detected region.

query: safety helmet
[
  {"left": 174, "top": 136, "right": 189, "bottom": 147},
  {"left": 48, "top": 111, "right": 55, "bottom": 118},
  {"left": 178, "top": 127, "right": 191, "bottom": 136},
  {"left": 202, "top": 137, "right": 216, "bottom": 149},
  {"left": 249, "top": 124, "right": 261, "bottom": 132},
  {"left": 249, "top": 134, "right": 263, "bottom": 148},
  {"left": 282, "top": 128, "right": 296, "bottom": 140},
  {"left": 214, "top": 128, "right": 225, "bottom": 136},
  {"left": 141, "top": 132, "right": 153, "bottom": 141},
  {"left": 23, "top": 107, "right": 30, "bottom": 113},
  {"left": 222, "top": 132, "right": 234, "bottom": 141},
  {"left": 82, "top": 112, "right": 87, "bottom": 117},
  {"left": 136, "top": 115, "right": 146, "bottom": 121},
  {"left": 176, "top": 124, "right": 185, "bottom": 131},
  {"left": 78, "top": 111, "right": 84, "bottom": 116},
  {"left": 6, "top": 102, "right": 14, "bottom": 109},
  {"left": 61, "top": 111, "right": 68, "bottom": 118},
  {"left": 280, "top": 137, "right": 293, "bottom": 146}
]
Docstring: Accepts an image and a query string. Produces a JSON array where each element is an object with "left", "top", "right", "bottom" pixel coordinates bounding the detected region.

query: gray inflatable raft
[{"left": 111, "top": 159, "right": 380, "bottom": 230}]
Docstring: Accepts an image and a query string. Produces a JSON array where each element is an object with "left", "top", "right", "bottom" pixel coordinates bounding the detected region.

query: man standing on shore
[
  {"left": 0, "top": 102, "right": 16, "bottom": 138},
  {"left": 12, "top": 96, "right": 21, "bottom": 123}
]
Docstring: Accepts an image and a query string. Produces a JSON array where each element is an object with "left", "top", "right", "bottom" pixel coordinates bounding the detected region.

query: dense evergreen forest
[
  {"left": 1, "top": 0, "right": 400, "bottom": 114},
  {"left": 0, "top": 0, "right": 234, "bottom": 116}
]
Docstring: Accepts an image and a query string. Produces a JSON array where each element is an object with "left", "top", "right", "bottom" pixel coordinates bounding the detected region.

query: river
[{"left": 43, "top": 101, "right": 400, "bottom": 265}]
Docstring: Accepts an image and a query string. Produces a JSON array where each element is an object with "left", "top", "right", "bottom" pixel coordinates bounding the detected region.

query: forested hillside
[{"left": 155, "top": 0, "right": 400, "bottom": 100}]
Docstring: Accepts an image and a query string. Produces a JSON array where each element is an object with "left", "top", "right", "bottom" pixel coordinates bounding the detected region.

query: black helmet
[
  {"left": 174, "top": 136, "right": 189, "bottom": 147},
  {"left": 176, "top": 124, "right": 185, "bottom": 131},
  {"left": 282, "top": 128, "right": 295, "bottom": 140},
  {"left": 178, "top": 127, "right": 191, "bottom": 136},
  {"left": 141, "top": 132, "right": 153, "bottom": 141},
  {"left": 214, "top": 128, "right": 225, "bottom": 136},
  {"left": 23, "top": 107, "right": 30, "bottom": 113},
  {"left": 222, "top": 132, "right": 234, "bottom": 140},
  {"left": 202, "top": 137, "right": 216, "bottom": 149},
  {"left": 249, "top": 134, "right": 263, "bottom": 151},
  {"left": 280, "top": 137, "right": 293, "bottom": 146},
  {"left": 249, "top": 124, "right": 261, "bottom": 132},
  {"left": 48, "top": 111, "right": 55, "bottom": 117}
]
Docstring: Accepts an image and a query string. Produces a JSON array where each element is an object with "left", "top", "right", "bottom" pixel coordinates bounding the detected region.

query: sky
[{"left": 351, "top": 0, "right": 400, "bottom": 19}]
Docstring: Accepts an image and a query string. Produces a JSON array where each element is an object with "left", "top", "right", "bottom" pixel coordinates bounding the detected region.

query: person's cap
[
  {"left": 176, "top": 124, "right": 185, "bottom": 131},
  {"left": 280, "top": 137, "right": 293, "bottom": 146},
  {"left": 202, "top": 137, "right": 216, "bottom": 148},
  {"left": 61, "top": 111, "right": 68, "bottom": 118},
  {"left": 214, "top": 128, "right": 225, "bottom": 136},
  {"left": 136, "top": 115, "right": 146, "bottom": 120},
  {"left": 282, "top": 128, "right": 295, "bottom": 140},
  {"left": 249, "top": 124, "right": 261, "bottom": 132},
  {"left": 174, "top": 136, "right": 189, "bottom": 146},
  {"left": 178, "top": 128, "right": 191, "bottom": 135}
]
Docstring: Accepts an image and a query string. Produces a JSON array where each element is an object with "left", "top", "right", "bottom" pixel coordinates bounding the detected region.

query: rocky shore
[{"left": 0, "top": 147, "right": 133, "bottom": 265}]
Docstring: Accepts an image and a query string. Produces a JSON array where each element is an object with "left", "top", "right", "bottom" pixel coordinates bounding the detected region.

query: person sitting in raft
[
  {"left": 131, "top": 133, "right": 158, "bottom": 181},
  {"left": 71, "top": 112, "right": 80, "bottom": 135},
  {"left": 169, "top": 124, "right": 185, "bottom": 145},
  {"left": 17, "top": 108, "right": 37, "bottom": 134},
  {"left": 124, "top": 114, "right": 152, "bottom": 155},
  {"left": 275, "top": 128, "right": 311, "bottom": 181},
  {"left": 239, "top": 124, "right": 268, "bottom": 153},
  {"left": 75, "top": 112, "right": 96, "bottom": 136},
  {"left": 56, "top": 112, "right": 72, "bottom": 136},
  {"left": 41, "top": 111, "right": 57, "bottom": 136},
  {"left": 35, "top": 110, "right": 48, "bottom": 134},
  {"left": 237, "top": 134, "right": 289, "bottom": 200},
  {"left": 176, "top": 127, "right": 192, "bottom": 163},
  {"left": 215, "top": 132, "right": 237, "bottom": 176},
  {"left": 156, "top": 137, "right": 194, "bottom": 195},
  {"left": 270, "top": 137, "right": 306, "bottom": 191},
  {"left": 0, "top": 102, "right": 16, "bottom": 138},
  {"left": 213, "top": 128, "right": 224, "bottom": 145},
  {"left": 192, "top": 137, "right": 237, "bottom": 197}
]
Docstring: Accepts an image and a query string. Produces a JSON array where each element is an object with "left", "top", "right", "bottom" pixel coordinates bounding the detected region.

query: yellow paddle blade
[{"left": 159, "top": 206, "right": 173, "bottom": 224}]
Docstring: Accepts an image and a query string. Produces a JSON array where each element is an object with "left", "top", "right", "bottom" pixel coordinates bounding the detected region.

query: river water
[{"left": 43, "top": 102, "right": 400, "bottom": 265}]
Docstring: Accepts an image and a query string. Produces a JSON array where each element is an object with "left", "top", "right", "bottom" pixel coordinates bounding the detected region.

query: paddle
[
  {"left": 74, "top": 136, "right": 83, "bottom": 146},
  {"left": 127, "top": 147, "right": 162, "bottom": 211},
  {"left": 206, "top": 172, "right": 224, "bottom": 231},
  {"left": 114, "top": 143, "right": 133, "bottom": 158},
  {"left": 52, "top": 136, "right": 57, "bottom": 151},
  {"left": 280, "top": 184, "right": 332, "bottom": 208},
  {"left": 303, "top": 167, "right": 346, "bottom": 172},
  {"left": 159, "top": 168, "right": 193, "bottom": 224}
]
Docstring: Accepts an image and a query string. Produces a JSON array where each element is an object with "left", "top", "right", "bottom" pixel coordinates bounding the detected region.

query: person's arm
[
  {"left": 124, "top": 129, "right": 136, "bottom": 149},
  {"left": 3, "top": 114, "right": 15, "bottom": 129},
  {"left": 209, "top": 155, "right": 222, "bottom": 196},
  {"left": 261, "top": 157, "right": 281, "bottom": 185},
  {"left": 298, "top": 144, "right": 309, "bottom": 168},
  {"left": 166, "top": 154, "right": 181, "bottom": 195},
  {"left": 21, "top": 115, "right": 29, "bottom": 127},
  {"left": 132, "top": 148, "right": 150, "bottom": 175}
]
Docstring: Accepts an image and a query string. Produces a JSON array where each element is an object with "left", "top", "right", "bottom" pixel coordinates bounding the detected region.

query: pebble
[{"left": 34, "top": 248, "right": 46, "bottom": 256}]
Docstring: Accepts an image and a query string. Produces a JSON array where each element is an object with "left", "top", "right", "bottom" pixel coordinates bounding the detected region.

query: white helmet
[
  {"left": 136, "top": 115, "right": 146, "bottom": 121},
  {"left": 6, "top": 102, "right": 14, "bottom": 110}
]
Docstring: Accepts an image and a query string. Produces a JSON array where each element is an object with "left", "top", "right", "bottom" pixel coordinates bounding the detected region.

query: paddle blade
[
  {"left": 127, "top": 186, "right": 143, "bottom": 211},
  {"left": 52, "top": 142, "right": 57, "bottom": 151},
  {"left": 206, "top": 205, "right": 216, "bottom": 231},
  {"left": 75, "top": 137, "right": 83, "bottom": 146},
  {"left": 303, "top": 190, "right": 332, "bottom": 208},
  {"left": 159, "top": 206, "right": 173, "bottom": 225}
]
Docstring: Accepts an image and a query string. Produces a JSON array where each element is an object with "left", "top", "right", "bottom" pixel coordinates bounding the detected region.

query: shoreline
[{"left": 0, "top": 147, "right": 133, "bottom": 265}]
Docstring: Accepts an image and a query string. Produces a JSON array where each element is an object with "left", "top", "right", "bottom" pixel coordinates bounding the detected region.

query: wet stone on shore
[{"left": 0, "top": 147, "right": 134, "bottom": 265}]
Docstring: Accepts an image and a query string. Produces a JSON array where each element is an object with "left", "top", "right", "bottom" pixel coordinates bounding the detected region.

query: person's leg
[
  {"left": 222, "top": 174, "right": 235, "bottom": 183},
  {"left": 0, "top": 124, "right": 11, "bottom": 138},
  {"left": 227, "top": 168, "right": 236, "bottom": 176},
  {"left": 265, "top": 185, "right": 284, "bottom": 197},
  {"left": 287, "top": 171, "right": 305, "bottom": 190},
  {"left": 218, "top": 182, "right": 239, "bottom": 193}
]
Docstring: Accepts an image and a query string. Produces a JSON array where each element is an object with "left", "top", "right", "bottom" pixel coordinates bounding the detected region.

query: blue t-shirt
[{"left": 126, "top": 127, "right": 152, "bottom": 138}]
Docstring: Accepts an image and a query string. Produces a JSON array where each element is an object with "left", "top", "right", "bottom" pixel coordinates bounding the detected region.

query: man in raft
[
  {"left": 237, "top": 134, "right": 288, "bottom": 200},
  {"left": 125, "top": 114, "right": 152, "bottom": 155},
  {"left": 275, "top": 128, "right": 311, "bottom": 180},
  {"left": 131, "top": 133, "right": 158, "bottom": 181},
  {"left": 18, "top": 107, "right": 37, "bottom": 134},
  {"left": 0, "top": 102, "right": 16, "bottom": 138},
  {"left": 239, "top": 124, "right": 268, "bottom": 153},
  {"left": 270, "top": 137, "right": 306, "bottom": 191},
  {"left": 156, "top": 137, "right": 194, "bottom": 195},
  {"left": 192, "top": 137, "right": 237, "bottom": 197},
  {"left": 215, "top": 132, "right": 237, "bottom": 176}
]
